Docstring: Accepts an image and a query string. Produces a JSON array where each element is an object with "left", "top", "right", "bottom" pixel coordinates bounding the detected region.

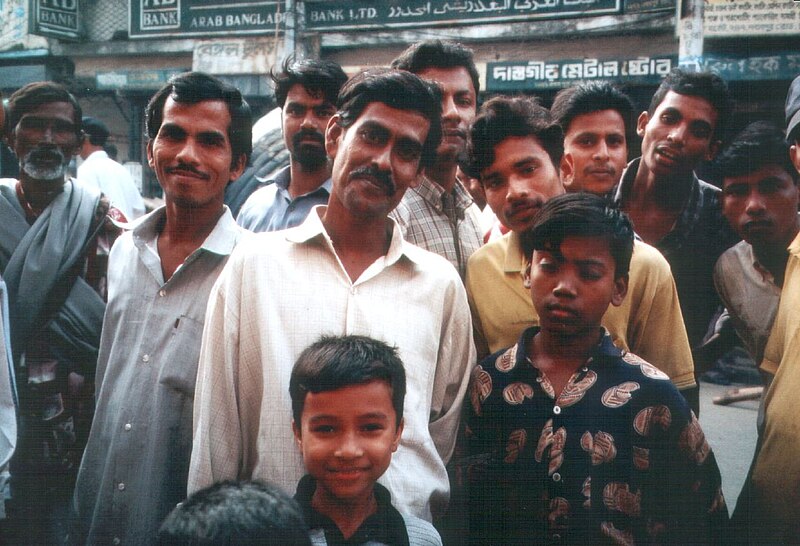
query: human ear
[
  {"left": 229, "top": 153, "right": 247, "bottom": 183},
  {"left": 705, "top": 139, "right": 721, "bottom": 162},
  {"left": 392, "top": 418, "right": 404, "bottom": 452},
  {"left": 292, "top": 420, "right": 303, "bottom": 450},
  {"left": 789, "top": 143, "right": 800, "bottom": 174},
  {"left": 636, "top": 111, "right": 649, "bottom": 138},
  {"left": 522, "top": 262, "right": 532, "bottom": 289},
  {"left": 146, "top": 139, "right": 155, "bottom": 169},
  {"left": 325, "top": 115, "right": 343, "bottom": 160},
  {"left": 611, "top": 275, "right": 628, "bottom": 307},
  {"left": 561, "top": 153, "right": 575, "bottom": 188}
]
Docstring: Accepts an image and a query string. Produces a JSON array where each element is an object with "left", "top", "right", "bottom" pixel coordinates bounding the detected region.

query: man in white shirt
[
  {"left": 78, "top": 116, "right": 145, "bottom": 220},
  {"left": 189, "top": 68, "right": 475, "bottom": 522}
]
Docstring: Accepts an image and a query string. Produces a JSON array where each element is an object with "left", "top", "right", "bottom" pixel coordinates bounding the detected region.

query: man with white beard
[{"left": 0, "top": 81, "right": 122, "bottom": 544}]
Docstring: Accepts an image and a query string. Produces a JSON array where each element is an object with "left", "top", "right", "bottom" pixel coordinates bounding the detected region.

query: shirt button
[
  {"left": 113, "top": 538, "right": 121, "bottom": 545},
  {"left": 581, "top": 366, "right": 589, "bottom": 372},
  {"left": 158, "top": 289, "right": 166, "bottom": 297},
  {"left": 124, "top": 423, "right": 132, "bottom": 431},
  {"left": 118, "top": 482, "right": 125, "bottom": 491},
  {"left": 553, "top": 533, "right": 561, "bottom": 541},
  {"left": 553, "top": 405, "right": 562, "bottom": 415},
  {"left": 552, "top": 472, "right": 561, "bottom": 482},
  {"left": 142, "top": 354, "right": 150, "bottom": 363},
  {"left": 536, "top": 376, "right": 542, "bottom": 383}
]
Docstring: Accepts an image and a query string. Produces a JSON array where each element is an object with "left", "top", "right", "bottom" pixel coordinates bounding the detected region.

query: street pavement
[{"left": 698, "top": 379, "right": 760, "bottom": 516}]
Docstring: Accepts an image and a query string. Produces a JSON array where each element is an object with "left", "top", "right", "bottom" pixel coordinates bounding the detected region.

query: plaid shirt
[
  {"left": 390, "top": 176, "right": 483, "bottom": 279},
  {"left": 612, "top": 158, "right": 739, "bottom": 348}
]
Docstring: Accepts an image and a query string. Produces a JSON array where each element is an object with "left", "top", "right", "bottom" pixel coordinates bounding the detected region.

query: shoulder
[
  {"left": 240, "top": 183, "right": 279, "bottom": 213},
  {"left": 468, "top": 231, "right": 512, "bottom": 269},
  {"left": 403, "top": 240, "right": 460, "bottom": 280},
  {"left": 402, "top": 513, "right": 443, "bottom": 546},
  {"left": 614, "top": 351, "right": 690, "bottom": 407}
]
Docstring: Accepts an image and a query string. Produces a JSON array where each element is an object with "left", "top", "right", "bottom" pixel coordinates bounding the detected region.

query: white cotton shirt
[
  {"left": 78, "top": 150, "right": 146, "bottom": 220},
  {"left": 188, "top": 206, "right": 476, "bottom": 521}
]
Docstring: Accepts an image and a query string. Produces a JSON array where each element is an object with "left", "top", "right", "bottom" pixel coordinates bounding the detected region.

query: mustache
[
  {"left": 165, "top": 162, "right": 209, "bottom": 179},
  {"left": 26, "top": 146, "right": 66, "bottom": 163},
  {"left": 292, "top": 128, "right": 325, "bottom": 148},
  {"left": 350, "top": 165, "right": 395, "bottom": 195}
]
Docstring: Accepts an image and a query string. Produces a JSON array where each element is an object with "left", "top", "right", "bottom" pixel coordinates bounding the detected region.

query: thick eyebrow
[
  {"left": 574, "top": 258, "right": 609, "bottom": 269},
  {"left": 307, "top": 412, "right": 390, "bottom": 423}
]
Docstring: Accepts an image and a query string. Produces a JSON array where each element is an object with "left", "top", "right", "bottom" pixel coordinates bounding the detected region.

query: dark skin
[{"left": 528, "top": 327, "right": 604, "bottom": 397}]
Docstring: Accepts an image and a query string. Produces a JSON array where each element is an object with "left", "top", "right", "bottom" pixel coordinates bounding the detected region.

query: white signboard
[
  {"left": 192, "top": 38, "right": 282, "bottom": 75},
  {"left": 704, "top": 0, "right": 800, "bottom": 37}
]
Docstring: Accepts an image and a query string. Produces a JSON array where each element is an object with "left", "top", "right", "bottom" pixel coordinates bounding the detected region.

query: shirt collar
[
  {"left": 86, "top": 150, "right": 109, "bottom": 162},
  {"left": 274, "top": 166, "right": 333, "bottom": 197},
  {"left": 132, "top": 205, "right": 240, "bottom": 256},
  {"left": 504, "top": 230, "right": 526, "bottom": 274},
  {"left": 514, "top": 326, "right": 622, "bottom": 367},
  {"left": 286, "top": 205, "right": 424, "bottom": 267},
  {"left": 412, "top": 175, "right": 475, "bottom": 213},
  {"left": 257, "top": 164, "right": 291, "bottom": 187}
]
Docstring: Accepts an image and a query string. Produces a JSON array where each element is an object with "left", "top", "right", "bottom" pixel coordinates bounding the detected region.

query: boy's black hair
[
  {"left": 146, "top": 71, "right": 253, "bottom": 167},
  {"left": 715, "top": 121, "right": 799, "bottom": 184},
  {"left": 647, "top": 68, "right": 732, "bottom": 142},
  {"left": 468, "top": 95, "right": 563, "bottom": 179},
  {"left": 271, "top": 57, "right": 348, "bottom": 109},
  {"left": 290, "top": 335, "right": 406, "bottom": 428},
  {"left": 7, "top": 81, "right": 82, "bottom": 138},
  {"left": 391, "top": 39, "right": 481, "bottom": 96},
  {"left": 521, "top": 192, "right": 634, "bottom": 277},
  {"left": 336, "top": 68, "right": 442, "bottom": 170},
  {"left": 156, "top": 480, "right": 311, "bottom": 545},
  {"left": 550, "top": 82, "right": 637, "bottom": 147}
]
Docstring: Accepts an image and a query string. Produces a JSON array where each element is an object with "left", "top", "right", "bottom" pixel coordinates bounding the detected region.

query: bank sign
[
  {"left": 29, "top": 0, "right": 80, "bottom": 40},
  {"left": 305, "top": 0, "right": 621, "bottom": 30},
  {"left": 129, "top": 0, "right": 285, "bottom": 38}
]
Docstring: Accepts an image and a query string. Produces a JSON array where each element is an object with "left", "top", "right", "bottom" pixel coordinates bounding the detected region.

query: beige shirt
[
  {"left": 189, "top": 207, "right": 475, "bottom": 521},
  {"left": 466, "top": 231, "right": 696, "bottom": 389},
  {"left": 713, "top": 240, "right": 781, "bottom": 366}
]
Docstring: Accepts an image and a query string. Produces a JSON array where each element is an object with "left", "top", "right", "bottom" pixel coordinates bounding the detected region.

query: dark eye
[
  {"left": 760, "top": 179, "right": 781, "bottom": 194},
  {"left": 661, "top": 112, "right": 679, "bottom": 124},
  {"left": 314, "top": 106, "right": 336, "bottom": 118},
  {"left": 198, "top": 133, "right": 226, "bottom": 148},
  {"left": 482, "top": 177, "right": 502, "bottom": 190},
  {"left": 312, "top": 425, "right": 335, "bottom": 434},
  {"left": 396, "top": 141, "right": 422, "bottom": 162},
  {"left": 539, "top": 260, "right": 557, "bottom": 273},
  {"left": 360, "top": 127, "right": 383, "bottom": 145},
  {"left": 158, "top": 126, "right": 185, "bottom": 141},
  {"left": 607, "top": 135, "right": 625, "bottom": 148},
  {"left": 362, "top": 423, "right": 385, "bottom": 433},
  {"left": 285, "top": 105, "right": 305, "bottom": 118},
  {"left": 691, "top": 124, "right": 712, "bottom": 139},
  {"left": 724, "top": 185, "right": 748, "bottom": 198},
  {"left": 577, "top": 136, "right": 596, "bottom": 147}
]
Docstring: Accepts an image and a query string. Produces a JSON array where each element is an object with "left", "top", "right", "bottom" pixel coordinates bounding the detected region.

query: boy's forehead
[
  {"left": 536, "top": 235, "right": 614, "bottom": 263},
  {"left": 302, "top": 379, "right": 396, "bottom": 416}
]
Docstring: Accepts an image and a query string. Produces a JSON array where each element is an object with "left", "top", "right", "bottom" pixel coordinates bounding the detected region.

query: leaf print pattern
[
  {"left": 633, "top": 446, "right": 649, "bottom": 470},
  {"left": 603, "top": 482, "right": 642, "bottom": 517},
  {"left": 548, "top": 497, "right": 570, "bottom": 530},
  {"left": 622, "top": 351, "right": 670, "bottom": 380},
  {"left": 582, "top": 476, "right": 591, "bottom": 509},
  {"left": 495, "top": 344, "right": 518, "bottom": 372},
  {"left": 559, "top": 370, "right": 598, "bottom": 407},
  {"left": 679, "top": 412, "right": 710, "bottom": 465},
  {"left": 581, "top": 430, "right": 617, "bottom": 465},
  {"left": 470, "top": 365, "right": 492, "bottom": 416},
  {"left": 503, "top": 382, "right": 534, "bottom": 405},
  {"left": 535, "top": 419, "right": 566, "bottom": 475},
  {"left": 600, "top": 521, "right": 634, "bottom": 546},
  {"left": 504, "top": 428, "right": 527, "bottom": 464},
  {"left": 633, "top": 405, "right": 672, "bottom": 437},
  {"left": 601, "top": 381, "right": 640, "bottom": 408}
]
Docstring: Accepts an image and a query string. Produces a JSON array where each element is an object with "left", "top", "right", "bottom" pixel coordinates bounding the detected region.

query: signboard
[
  {"left": 680, "top": 52, "right": 800, "bottom": 81},
  {"left": 129, "top": 0, "right": 284, "bottom": 39},
  {"left": 624, "top": 0, "right": 674, "bottom": 13},
  {"left": 487, "top": 55, "right": 676, "bottom": 91},
  {"left": 704, "top": 0, "right": 800, "bottom": 37},
  {"left": 96, "top": 69, "right": 187, "bottom": 91},
  {"left": 305, "top": 0, "right": 622, "bottom": 31},
  {"left": 193, "top": 39, "right": 282, "bottom": 75},
  {"left": 29, "top": 0, "right": 80, "bottom": 40}
]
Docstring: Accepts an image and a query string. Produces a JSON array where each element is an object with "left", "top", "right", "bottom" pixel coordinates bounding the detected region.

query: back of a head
[
  {"left": 648, "top": 68, "right": 732, "bottom": 140},
  {"left": 715, "top": 120, "right": 798, "bottom": 183},
  {"left": 145, "top": 71, "right": 253, "bottom": 164},
  {"left": 271, "top": 57, "right": 348, "bottom": 108},
  {"left": 157, "top": 481, "right": 311, "bottom": 546},
  {"left": 469, "top": 95, "right": 563, "bottom": 176},
  {"left": 551, "top": 82, "right": 637, "bottom": 144},
  {"left": 7, "top": 81, "right": 82, "bottom": 135},
  {"left": 336, "top": 68, "right": 443, "bottom": 169},
  {"left": 521, "top": 192, "right": 635, "bottom": 277},
  {"left": 391, "top": 39, "right": 481, "bottom": 96},
  {"left": 82, "top": 116, "right": 111, "bottom": 147},
  {"left": 786, "top": 74, "right": 800, "bottom": 143}
]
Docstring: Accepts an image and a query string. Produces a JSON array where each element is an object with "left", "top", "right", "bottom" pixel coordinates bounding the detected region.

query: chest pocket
[{"left": 157, "top": 314, "right": 204, "bottom": 396}]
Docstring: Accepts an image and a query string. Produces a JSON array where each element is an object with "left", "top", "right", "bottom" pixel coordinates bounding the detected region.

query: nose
[
  {"left": 300, "top": 110, "right": 316, "bottom": 130},
  {"left": 175, "top": 137, "right": 201, "bottom": 165},
  {"left": 593, "top": 140, "right": 610, "bottom": 160},
  {"left": 372, "top": 143, "right": 392, "bottom": 172},
  {"left": 506, "top": 174, "right": 530, "bottom": 202},
  {"left": 553, "top": 272, "right": 578, "bottom": 298},
  {"left": 667, "top": 123, "right": 687, "bottom": 146},
  {"left": 745, "top": 191, "right": 766, "bottom": 216},
  {"left": 335, "top": 431, "right": 364, "bottom": 459},
  {"left": 442, "top": 94, "right": 459, "bottom": 122}
]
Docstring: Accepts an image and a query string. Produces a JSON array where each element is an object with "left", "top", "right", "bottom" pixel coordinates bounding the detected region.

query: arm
[{"left": 429, "top": 279, "right": 476, "bottom": 465}]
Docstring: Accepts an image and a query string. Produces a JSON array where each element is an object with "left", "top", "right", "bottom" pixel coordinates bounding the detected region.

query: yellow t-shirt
[
  {"left": 750, "top": 231, "right": 800, "bottom": 539},
  {"left": 465, "top": 231, "right": 696, "bottom": 389}
]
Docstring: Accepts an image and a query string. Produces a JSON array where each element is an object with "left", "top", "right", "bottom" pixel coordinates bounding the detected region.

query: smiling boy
[
  {"left": 467, "top": 193, "right": 728, "bottom": 544},
  {"left": 290, "top": 335, "right": 442, "bottom": 545}
]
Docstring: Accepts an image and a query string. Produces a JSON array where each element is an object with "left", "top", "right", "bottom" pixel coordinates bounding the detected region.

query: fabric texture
[
  {"left": 237, "top": 166, "right": 332, "bottom": 232},
  {"left": 713, "top": 240, "right": 782, "bottom": 366},
  {"left": 188, "top": 206, "right": 475, "bottom": 521},
  {"left": 71, "top": 207, "right": 242, "bottom": 545},
  {"left": 389, "top": 177, "right": 483, "bottom": 279},
  {"left": 465, "top": 230, "right": 696, "bottom": 389},
  {"left": 467, "top": 327, "right": 729, "bottom": 544},
  {"left": 78, "top": 150, "right": 145, "bottom": 220},
  {"left": 743, "top": 230, "right": 800, "bottom": 542},
  {"left": 296, "top": 475, "right": 442, "bottom": 546},
  {"left": 612, "top": 158, "right": 739, "bottom": 349},
  {"left": 0, "top": 277, "right": 16, "bottom": 520}
]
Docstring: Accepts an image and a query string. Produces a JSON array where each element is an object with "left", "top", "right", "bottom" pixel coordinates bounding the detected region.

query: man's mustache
[
  {"left": 292, "top": 128, "right": 325, "bottom": 148},
  {"left": 349, "top": 165, "right": 396, "bottom": 195}
]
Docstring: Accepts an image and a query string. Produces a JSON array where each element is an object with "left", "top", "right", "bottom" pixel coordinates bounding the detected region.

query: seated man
[
  {"left": 467, "top": 192, "right": 728, "bottom": 544},
  {"left": 290, "top": 335, "right": 442, "bottom": 545},
  {"left": 465, "top": 97, "right": 696, "bottom": 406}
]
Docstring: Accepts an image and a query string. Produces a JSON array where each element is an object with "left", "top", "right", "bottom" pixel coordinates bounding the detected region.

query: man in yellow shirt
[
  {"left": 465, "top": 96, "right": 697, "bottom": 409},
  {"left": 733, "top": 74, "right": 800, "bottom": 543}
]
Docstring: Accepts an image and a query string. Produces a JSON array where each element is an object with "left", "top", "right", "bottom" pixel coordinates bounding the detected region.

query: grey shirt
[
  {"left": 72, "top": 206, "right": 242, "bottom": 545},
  {"left": 236, "top": 165, "right": 332, "bottom": 232}
]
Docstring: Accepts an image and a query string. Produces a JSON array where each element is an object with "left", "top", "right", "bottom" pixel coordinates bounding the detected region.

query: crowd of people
[{"left": 0, "top": 38, "right": 799, "bottom": 544}]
